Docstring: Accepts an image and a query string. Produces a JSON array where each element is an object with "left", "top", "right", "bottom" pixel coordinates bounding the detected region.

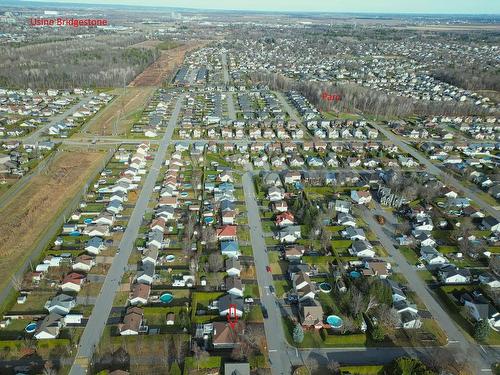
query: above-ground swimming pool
[
  {"left": 84, "top": 218, "right": 93, "bottom": 224},
  {"left": 326, "top": 315, "right": 343, "bottom": 328},
  {"left": 318, "top": 282, "right": 332, "bottom": 293},
  {"left": 159, "top": 293, "right": 173, "bottom": 303},
  {"left": 349, "top": 271, "right": 361, "bottom": 279},
  {"left": 70, "top": 231, "right": 81, "bottom": 237},
  {"left": 25, "top": 322, "right": 37, "bottom": 334},
  {"left": 204, "top": 217, "right": 214, "bottom": 224},
  {"left": 166, "top": 255, "right": 176, "bottom": 262}
]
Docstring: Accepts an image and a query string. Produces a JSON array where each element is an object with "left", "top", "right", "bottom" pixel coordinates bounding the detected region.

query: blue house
[{"left": 221, "top": 240, "right": 240, "bottom": 258}]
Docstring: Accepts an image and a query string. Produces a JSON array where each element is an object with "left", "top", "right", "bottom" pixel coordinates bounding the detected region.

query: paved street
[
  {"left": 371, "top": 123, "right": 500, "bottom": 220},
  {"left": 242, "top": 172, "right": 293, "bottom": 375},
  {"left": 69, "top": 97, "right": 183, "bottom": 375},
  {"left": 362, "top": 204, "right": 498, "bottom": 373},
  {"left": 24, "top": 94, "right": 94, "bottom": 143}
]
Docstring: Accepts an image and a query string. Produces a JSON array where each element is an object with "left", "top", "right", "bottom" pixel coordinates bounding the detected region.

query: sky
[{"left": 22, "top": 0, "right": 500, "bottom": 14}]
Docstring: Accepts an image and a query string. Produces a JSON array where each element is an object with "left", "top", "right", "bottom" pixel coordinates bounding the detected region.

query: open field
[
  {"left": 129, "top": 41, "right": 208, "bottom": 87},
  {"left": 0, "top": 151, "right": 105, "bottom": 291},
  {"left": 83, "top": 87, "right": 155, "bottom": 136}
]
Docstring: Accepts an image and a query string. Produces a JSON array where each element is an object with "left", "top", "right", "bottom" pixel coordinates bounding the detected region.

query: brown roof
[
  {"left": 226, "top": 276, "right": 243, "bottom": 291},
  {"left": 120, "top": 307, "right": 143, "bottom": 333},
  {"left": 212, "top": 322, "right": 238, "bottom": 345},
  {"left": 132, "top": 283, "right": 151, "bottom": 300}
]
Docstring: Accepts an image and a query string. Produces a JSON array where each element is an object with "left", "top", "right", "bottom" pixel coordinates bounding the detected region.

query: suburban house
[
  {"left": 293, "top": 272, "right": 316, "bottom": 301},
  {"left": 438, "top": 265, "right": 472, "bottom": 284},
  {"left": 300, "top": 299, "right": 324, "bottom": 329},
  {"left": 268, "top": 186, "right": 285, "bottom": 202},
  {"left": 212, "top": 321, "right": 240, "bottom": 349},
  {"left": 225, "top": 258, "right": 241, "bottom": 277},
  {"left": 136, "top": 263, "right": 155, "bottom": 285},
  {"left": 349, "top": 240, "right": 375, "bottom": 258},
  {"left": 34, "top": 313, "right": 64, "bottom": 340},
  {"left": 275, "top": 211, "right": 295, "bottom": 227},
  {"left": 461, "top": 291, "right": 500, "bottom": 331},
  {"left": 45, "top": 294, "right": 76, "bottom": 315},
  {"left": 216, "top": 225, "right": 238, "bottom": 241},
  {"left": 218, "top": 294, "right": 244, "bottom": 317},
  {"left": 284, "top": 245, "right": 305, "bottom": 261},
  {"left": 72, "top": 255, "right": 95, "bottom": 272},
  {"left": 85, "top": 237, "right": 105, "bottom": 255},
  {"left": 221, "top": 240, "right": 240, "bottom": 258},
  {"left": 119, "top": 307, "right": 144, "bottom": 335},
  {"left": 224, "top": 363, "right": 250, "bottom": 375},
  {"left": 351, "top": 190, "right": 372, "bottom": 205},
  {"left": 129, "top": 283, "right": 151, "bottom": 306},
  {"left": 277, "top": 225, "right": 302, "bottom": 243},
  {"left": 225, "top": 276, "right": 244, "bottom": 297},
  {"left": 60, "top": 273, "right": 86, "bottom": 293}
]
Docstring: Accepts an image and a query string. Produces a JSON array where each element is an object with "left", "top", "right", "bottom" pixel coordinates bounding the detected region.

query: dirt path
[
  {"left": 129, "top": 41, "right": 208, "bottom": 87},
  {"left": 83, "top": 87, "right": 155, "bottom": 136}
]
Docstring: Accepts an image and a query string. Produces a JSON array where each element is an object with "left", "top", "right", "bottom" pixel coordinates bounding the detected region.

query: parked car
[
  {"left": 261, "top": 305, "right": 268, "bottom": 319},
  {"left": 266, "top": 265, "right": 272, "bottom": 273},
  {"left": 269, "top": 285, "right": 275, "bottom": 295}
]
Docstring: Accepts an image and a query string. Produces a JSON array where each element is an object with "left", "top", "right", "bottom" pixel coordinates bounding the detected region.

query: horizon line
[{"left": 10, "top": 0, "right": 500, "bottom": 16}]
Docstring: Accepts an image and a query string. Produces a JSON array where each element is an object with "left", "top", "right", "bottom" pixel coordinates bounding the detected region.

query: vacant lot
[
  {"left": 0, "top": 151, "right": 105, "bottom": 291},
  {"left": 129, "top": 42, "right": 207, "bottom": 87},
  {"left": 84, "top": 87, "right": 155, "bottom": 136}
]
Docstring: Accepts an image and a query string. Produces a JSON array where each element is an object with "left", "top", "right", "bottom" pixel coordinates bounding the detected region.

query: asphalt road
[
  {"left": 68, "top": 97, "right": 183, "bottom": 375},
  {"left": 221, "top": 51, "right": 230, "bottom": 85},
  {"left": 362, "top": 204, "right": 497, "bottom": 373},
  {"left": 242, "top": 171, "right": 293, "bottom": 375},
  {"left": 371, "top": 123, "right": 500, "bottom": 220}
]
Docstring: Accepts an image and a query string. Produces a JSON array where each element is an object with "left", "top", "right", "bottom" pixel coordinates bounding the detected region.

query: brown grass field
[
  {"left": 84, "top": 86, "right": 155, "bottom": 136},
  {"left": 129, "top": 41, "right": 208, "bottom": 87},
  {"left": 0, "top": 151, "right": 105, "bottom": 291}
]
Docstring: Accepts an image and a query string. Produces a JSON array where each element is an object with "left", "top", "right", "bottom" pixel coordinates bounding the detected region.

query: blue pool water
[
  {"left": 25, "top": 323, "right": 37, "bottom": 333},
  {"left": 350, "top": 271, "right": 361, "bottom": 279},
  {"left": 159, "top": 293, "right": 173, "bottom": 303},
  {"left": 84, "top": 218, "right": 93, "bottom": 224},
  {"left": 204, "top": 217, "right": 214, "bottom": 224},
  {"left": 166, "top": 255, "right": 176, "bottom": 262},
  {"left": 326, "top": 315, "right": 343, "bottom": 328},
  {"left": 70, "top": 231, "right": 81, "bottom": 237}
]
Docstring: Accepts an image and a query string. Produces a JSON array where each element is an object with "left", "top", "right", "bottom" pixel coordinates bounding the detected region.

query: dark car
[
  {"left": 269, "top": 285, "right": 275, "bottom": 295},
  {"left": 261, "top": 305, "right": 268, "bottom": 319}
]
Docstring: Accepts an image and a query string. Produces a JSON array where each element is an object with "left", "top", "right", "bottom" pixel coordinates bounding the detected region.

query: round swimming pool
[
  {"left": 70, "top": 231, "right": 81, "bottom": 237},
  {"left": 166, "top": 255, "right": 176, "bottom": 262},
  {"left": 204, "top": 217, "right": 214, "bottom": 224},
  {"left": 159, "top": 293, "right": 173, "bottom": 303},
  {"left": 326, "top": 315, "right": 343, "bottom": 328},
  {"left": 318, "top": 282, "right": 332, "bottom": 293},
  {"left": 25, "top": 322, "right": 37, "bottom": 334},
  {"left": 84, "top": 218, "right": 93, "bottom": 224},
  {"left": 180, "top": 192, "right": 189, "bottom": 197},
  {"left": 350, "top": 271, "right": 361, "bottom": 279}
]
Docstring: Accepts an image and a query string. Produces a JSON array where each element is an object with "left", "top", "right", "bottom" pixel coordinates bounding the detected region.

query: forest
[
  {"left": 0, "top": 33, "right": 159, "bottom": 89},
  {"left": 250, "top": 72, "right": 495, "bottom": 118}
]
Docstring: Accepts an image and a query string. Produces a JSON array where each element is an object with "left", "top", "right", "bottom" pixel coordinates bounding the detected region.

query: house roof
[
  {"left": 132, "top": 283, "right": 151, "bottom": 300},
  {"left": 226, "top": 276, "right": 243, "bottom": 291},
  {"left": 120, "top": 307, "right": 143, "bottom": 333},
  {"left": 218, "top": 294, "right": 244, "bottom": 312},
  {"left": 212, "top": 321, "right": 238, "bottom": 345},
  {"left": 217, "top": 225, "right": 237, "bottom": 237},
  {"left": 224, "top": 363, "right": 250, "bottom": 375}
]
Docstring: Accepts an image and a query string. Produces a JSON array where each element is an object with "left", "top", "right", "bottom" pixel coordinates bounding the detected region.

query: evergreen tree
[{"left": 293, "top": 324, "right": 304, "bottom": 344}]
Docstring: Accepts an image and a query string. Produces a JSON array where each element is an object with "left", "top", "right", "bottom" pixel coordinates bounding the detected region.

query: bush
[
  {"left": 370, "top": 326, "right": 385, "bottom": 342},
  {"left": 293, "top": 324, "right": 304, "bottom": 344},
  {"left": 170, "top": 361, "right": 181, "bottom": 375},
  {"left": 473, "top": 320, "right": 490, "bottom": 342},
  {"left": 387, "top": 357, "right": 436, "bottom": 375}
]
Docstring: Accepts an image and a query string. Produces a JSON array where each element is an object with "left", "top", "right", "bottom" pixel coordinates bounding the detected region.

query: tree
[
  {"left": 370, "top": 325, "right": 385, "bottom": 342},
  {"left": 327, "top": 360, "right": 341, "bottom": 374},
  {"left": 192, "top": 343, "right": 210, "bottom": 370},
  {"left": 388, "top": 357, "right": 435, "bottom": 375},
  {"left": 170, "top": 361, "right": 181, "bottom": 375},
  {"left": 489, "top": 255, "right": 500, "bottom": 276},
  {"left": 208, "top": 252, "right": 224, "bottom": 272},
  {"left": 293, "top": 323, "right": 304, "bottom": 344},
  {"left": 473, "top": 320, "right": 490, "bottom": 341},
  {"left": 375, "top": 305, "right": 401, "bottom": 334}
]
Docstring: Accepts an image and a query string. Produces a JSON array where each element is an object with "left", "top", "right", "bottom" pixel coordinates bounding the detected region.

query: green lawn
[
  {"left": 340, "top": 365, "right": 384, "bottom": 375},
  {"left": 399, "top": 246, "right": 419, "bottom": 264}
]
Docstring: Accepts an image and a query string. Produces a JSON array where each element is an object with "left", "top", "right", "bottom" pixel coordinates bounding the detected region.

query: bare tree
[
  {"left": 192, "top": 343, "right": 210, "bottom": 370},
  {"left": 208, "top": 252, "right": 224, "bottom": 272}
]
